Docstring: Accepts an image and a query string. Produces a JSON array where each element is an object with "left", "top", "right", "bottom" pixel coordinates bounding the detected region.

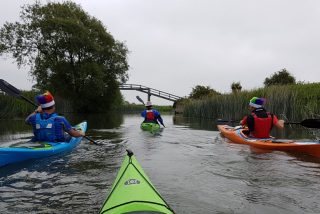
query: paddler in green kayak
[
  {"left": 141, "top": 101, "right": 165, "bottom": 127},
  {"left": 240, "top": 97, "right": 284, "bottom": 138},
  {"left": 25, "top": 91, "right": 85, "bottom": 142}
]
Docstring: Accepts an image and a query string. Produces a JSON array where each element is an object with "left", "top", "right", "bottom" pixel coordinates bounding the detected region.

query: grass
[
  {"left": 182, "top": 83, "right": 320, "bottom": 121},
  {"left": 0, "top": 91, "right": 74, "bottom": 119},
  {"left": 0, "top": 91, "right": 35, "bottom": 119},
  {"left": 2, "top": 83, "right": 318, "bottom": 121}
]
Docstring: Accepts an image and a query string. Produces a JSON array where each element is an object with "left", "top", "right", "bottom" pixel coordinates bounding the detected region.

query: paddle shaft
[
  {"left": 285, "top": 122, "right": 300, "bottom": 125},
  {"left": 0, "top": 79, "right": 36, "bottom": 106},
  {"left": 20, "top": 95, "right": 38, "bottom": 107},
  {"left": 0, "top": 79, "right": 99, "bottom": 145}
]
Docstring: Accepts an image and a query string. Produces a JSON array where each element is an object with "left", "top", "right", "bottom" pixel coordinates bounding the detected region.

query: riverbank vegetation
[
  {"left": 0, "top": 91, "right": 173, "bottom": 119},
  {"left": 119, "top": 103, "right": 173, "bottom": 113},
  {"left": 182, "top": 83, "right": 320, "bottom": 121},
  {"left": 0, "top": 91, "right": 35, "bottom": 119},
  {"left": 0, "top": 90, "right": 75, "bottom": 119}
]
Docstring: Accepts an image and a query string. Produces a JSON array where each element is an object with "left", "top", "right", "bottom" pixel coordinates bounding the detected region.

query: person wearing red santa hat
[{"left": 25, "top": 91, "right": 84, "bottom": 142}]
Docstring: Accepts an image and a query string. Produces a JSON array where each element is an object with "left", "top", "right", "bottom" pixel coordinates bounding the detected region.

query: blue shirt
[
  {"left": 141, "top": 109, "right": 163, "bottom": 125},
  {"left": 26, "top": 112, "right": 72, "bottom": 142}
]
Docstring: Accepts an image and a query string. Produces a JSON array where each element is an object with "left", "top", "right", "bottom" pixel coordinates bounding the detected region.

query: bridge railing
[{"left": 119, "top": 84, "right": 182, "bottom": 102}]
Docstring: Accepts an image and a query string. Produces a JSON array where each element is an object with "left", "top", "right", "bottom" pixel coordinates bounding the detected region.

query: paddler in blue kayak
[
  {"left": 141, "top": 101, "right": 165, "bottom": 127},
  {"left": 25, "top": 91, "right": 85, "bottom": 142},
  {"left": 240, "top": 97, "right": 284, "bottom": 138}
]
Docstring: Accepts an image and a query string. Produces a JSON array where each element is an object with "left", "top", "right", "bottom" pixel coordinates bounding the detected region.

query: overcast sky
[{"left": 1, "top": 0, "right": 320, "bottom": 105}]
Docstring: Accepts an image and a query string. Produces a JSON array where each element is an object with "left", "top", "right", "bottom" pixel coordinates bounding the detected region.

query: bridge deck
[{"left": 119, "top": 84, "right": 182, "bottom": 102}]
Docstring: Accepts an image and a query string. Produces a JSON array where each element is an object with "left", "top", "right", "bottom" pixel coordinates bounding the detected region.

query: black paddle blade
[
  {"left": 136, "top": 96, "right": 145, "bottom": 105},
  {"left": 0, "top": 79, "right": 21, "bottom": 97},
  {"left": 300, "top": 119, "right": 320, "bottom": 128},
  {"left": 126, "top": 149, "right": 134, "bottom": 157},
  {"left": 0, "top": 79, "right": 37, "bottom": 107}
]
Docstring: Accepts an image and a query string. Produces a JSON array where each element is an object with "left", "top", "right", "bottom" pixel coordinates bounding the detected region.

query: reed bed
[
  {"left": 0, "top": 91, "right": 35, "bottom": 119},
  {"left": 0, "top": 91, "right": 73, "bottom": 119},
  {"left": 182, "top": 83, "right": 320, "bottom": 121}
]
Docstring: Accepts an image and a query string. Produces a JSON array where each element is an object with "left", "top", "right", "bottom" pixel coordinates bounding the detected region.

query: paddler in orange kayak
[{"left": 240, "top": 97, "right": 284, "bottom": 138}]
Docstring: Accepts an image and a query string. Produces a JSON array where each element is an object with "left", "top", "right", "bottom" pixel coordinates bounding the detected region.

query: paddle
[
  {"left": 0, "top": 79, "right": 37, "bottom": 107},
  {"left": 136, "top": 95, "right": 145, "bottom": 105},
  {"left": 0, "top": 79, "right": 100, "bottom": 145},
  {"left": 217, "top": 119, "right": 237, "bottom": 123},
  {"left": 285, "top": 119, "right": 320, "bottom": 129},
  {"left": 216, "top": 118, "right": 320, "bottom": 129}
]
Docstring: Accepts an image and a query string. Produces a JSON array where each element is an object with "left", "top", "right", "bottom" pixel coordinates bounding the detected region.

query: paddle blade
[
  {"left": 136, "top": 95, "right": 145, "bottom": 105},
  {"left": 0, "top": 79, "right": 22, "bottom": 97},
  {"left": 300, "top": 119, "right": 320, "bottom": 128},
  {"left": 84, "top": 135, "right": 100, "bottom": 145}
]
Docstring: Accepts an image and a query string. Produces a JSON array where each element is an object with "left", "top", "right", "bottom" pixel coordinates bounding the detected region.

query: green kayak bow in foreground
[{"left": 100, "top": 150, "right": 175, "bottom": 214}]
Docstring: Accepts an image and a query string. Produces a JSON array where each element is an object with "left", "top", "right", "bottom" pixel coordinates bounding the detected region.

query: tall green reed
[
  {"left": 183, "top": 83, "right": 320, "bottom": 121},
  {"left": 0, "top": 91, "right": 73, "bottom": 119}
]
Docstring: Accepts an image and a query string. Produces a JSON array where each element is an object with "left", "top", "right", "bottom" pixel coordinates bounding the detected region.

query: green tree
[
  {"left": 0, "top": 2, "right": 129, "bottom": 112},
  {"left": 189, "top": 85, "right": 220, "bottom": 99},
  {"left": 264, "top": 68, "right": 296, "bottom": 87},
  {"left": 231, "top": 81, "right": 242, "bottom": 93}
]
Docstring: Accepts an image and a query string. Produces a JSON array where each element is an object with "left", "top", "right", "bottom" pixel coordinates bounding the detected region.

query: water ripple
[{"left": 1, "top": 115, "right": 320, "bottom": 213}]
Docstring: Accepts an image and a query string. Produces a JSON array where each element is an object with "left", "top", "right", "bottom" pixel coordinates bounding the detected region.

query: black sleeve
[{"left": 247, "top": 115, "right": 254, "bottom": 132}]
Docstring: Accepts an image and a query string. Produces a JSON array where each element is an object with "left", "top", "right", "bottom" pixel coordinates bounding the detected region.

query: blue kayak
[{"left": 0, "top": 121, "right": 87, "bottom": 167}]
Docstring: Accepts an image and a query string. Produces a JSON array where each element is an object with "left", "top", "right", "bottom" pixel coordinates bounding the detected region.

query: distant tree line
[
  {"left": 188, "top": 68, "right": 297, "bottom": 99},
  {"left": 264, "top": 68, "right": 296, "bottom": 87}
]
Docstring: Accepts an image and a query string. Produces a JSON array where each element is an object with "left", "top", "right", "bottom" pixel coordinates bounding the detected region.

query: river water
[{"left": 0, "top": 113, "right": 320, "bottom": 214}]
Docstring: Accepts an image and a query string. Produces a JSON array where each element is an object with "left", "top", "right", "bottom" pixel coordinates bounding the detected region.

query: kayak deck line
[
  {"left": 236, "top": 129, "right": 320, "bottom": 145},
  {"left": 228, "top": 125, "right": 319, "bottom": 145},
  {"left": 218, "top": 125, "right": 320, "bottom": 157},
  {"left": 9, "top": 142, "right": 53, "bottom": 150},
  {"left": 100, "top": 150, "right": 175, "bottom": 214}
]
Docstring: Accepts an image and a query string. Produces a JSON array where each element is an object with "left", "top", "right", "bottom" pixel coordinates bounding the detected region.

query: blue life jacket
[{"left": 34, "top": 113, "right": 59, "bottom": 142}]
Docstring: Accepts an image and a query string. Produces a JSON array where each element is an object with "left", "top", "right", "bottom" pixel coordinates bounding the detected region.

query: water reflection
[
  {"left": 1, "top": 114, "right": 320, "bottom": 214},
  {"left": 0, "top": 112, "right": 125, "bottom": 143},
  {"left": 173, "top": 115, "right": 216, "bottom": 131},
  {"left": 0, "top": 120, "right": 30, "bottom": 136},
  {"left": 63, "top": 111, "right": 124, "bottom": 129}
]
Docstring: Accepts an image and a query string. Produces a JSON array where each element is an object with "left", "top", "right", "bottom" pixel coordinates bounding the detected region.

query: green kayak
[
  {"left": 100, "top": 150, "right": 175, "bottom": 214},
  {"left": 140, "top": 122, "right": 161, "bottom": 133}
]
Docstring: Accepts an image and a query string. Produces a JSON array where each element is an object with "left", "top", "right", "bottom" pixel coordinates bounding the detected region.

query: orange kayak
[{"left": 217, "top": 125, "right": 320, "bottom": 157}]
